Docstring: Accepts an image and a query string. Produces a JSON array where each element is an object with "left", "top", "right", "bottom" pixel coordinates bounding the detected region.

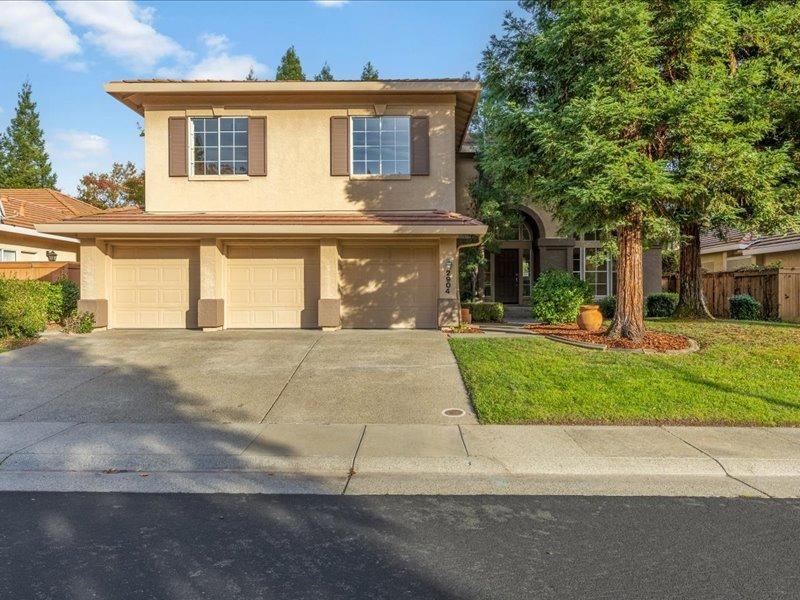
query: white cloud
[
  {"left": 165, "top": 32, "right": 267, "bottom": 80},
  {"left": 314, "top": 0, "right": 349, "bottom": 7},
  {"left": 0, "top": 1, "right": 81, "bottom": 61},
  {"left": 56, "top": 0, "right": 189, "bottom": 70},
  {"left": 49, "top": 130, "right": 110, "bottom": 161}
]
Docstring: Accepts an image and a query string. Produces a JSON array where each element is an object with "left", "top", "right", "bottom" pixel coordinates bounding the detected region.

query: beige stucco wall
[
  {"left": 455, "top": 155, "right": 477, "bottom": 215},
  {"left": 145, "top": 102, "right": 456, "bottom": 213},
  {"left": 701, "top": 251, "right": 726, "bottom": 272},
  {"left": 756, "top": 249, "right": 800, "bottom": 268},
  {"left": 0, "top": 231, "right": 77, "bottom": 262}
]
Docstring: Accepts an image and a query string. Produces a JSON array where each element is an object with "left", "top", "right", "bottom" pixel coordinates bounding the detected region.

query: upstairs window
[
  {"left": 190, "top": 117, "right": 248, "bottom": 175},
  {"left": 351, "top": 116, "right": 410, "bottom": 176}
]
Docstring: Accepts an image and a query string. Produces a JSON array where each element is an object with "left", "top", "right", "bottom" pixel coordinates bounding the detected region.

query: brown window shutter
[
  {"left": 168, "top": 117, "right": 188, "bottom": 177},
  {"left": 248, "top": 117, "right": 267, "bottom": 176},
  {"left": 410, "top": 116, "right": 430, "bottom": 176},
  {"left": 330, "top": 116, "right": 349, "bottom": 176}
]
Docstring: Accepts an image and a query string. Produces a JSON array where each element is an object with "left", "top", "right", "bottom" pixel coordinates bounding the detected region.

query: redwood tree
[{"left": 479, "top": 1, "right": 673, "bottom": 341}]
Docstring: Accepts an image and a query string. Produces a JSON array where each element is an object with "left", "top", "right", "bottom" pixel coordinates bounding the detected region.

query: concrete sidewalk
[{"left": 2, "top": 422, "right": 800, "bottom": 497}]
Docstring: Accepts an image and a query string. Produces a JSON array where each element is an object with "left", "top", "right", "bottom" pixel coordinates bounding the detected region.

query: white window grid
[
  {"left": 190, "top": 117, "right": 248, "bottom": 176},
  {"left": 351, "top": 116, "right": 410, "bottom": 176},
  {"left": 1, "top": 249, "right": 17, "bottom": 261},
  {"left": 572, "top": 244, "right": 615, "bottom": 298}
]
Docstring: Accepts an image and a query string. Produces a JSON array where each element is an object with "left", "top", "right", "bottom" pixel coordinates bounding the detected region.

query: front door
[{"left": 495, "top": 248, "right": 519, "bottom": 303}]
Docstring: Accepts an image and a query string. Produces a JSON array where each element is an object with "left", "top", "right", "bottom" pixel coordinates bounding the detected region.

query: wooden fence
[
  {"left": 663, "top": 268, "right": 800, "bottom": 322},
  {"left": 0, "top": 261, "right": 80, "bottom": 284}
]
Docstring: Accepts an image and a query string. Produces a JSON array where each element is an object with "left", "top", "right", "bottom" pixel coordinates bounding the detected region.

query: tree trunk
[
  {"left": 607, "top": 212, "right": 645, "bottom": 342},
  {"left": 674, "top": 222, "right": 713, "bottom": 319}
]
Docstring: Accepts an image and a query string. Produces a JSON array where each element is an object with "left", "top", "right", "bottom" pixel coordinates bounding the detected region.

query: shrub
[
  {"left": 645, "top": 292, "right": 679, "bottom": 318},
  {"left": 729, "top": 294, "right": 762, "bottom": 320},
  {"left": 598, "top": 295, "right": 616, "bottom": 319},
  {"left": 43, "top": 277, "right": 80, "bottom": 323},
  {"left": 461, "top": 301, "right": 504, "bottom": 323},
  {"left": 0, "top": 278, "right": 49, "bottom": 338},
  {"left": 530, "top": 270, "right": 594, "bottom": 324},
  {"left": 63, "top": 310, "right": 95, "bottom": 334}
]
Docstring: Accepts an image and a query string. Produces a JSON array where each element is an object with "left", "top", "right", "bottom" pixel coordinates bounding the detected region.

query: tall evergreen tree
[
  {"left": 275, "top": 46, "right": 305, "bottom": 81},
  {"left": 360, "top": 61, "right": 379, "bottom": 81},
  {"left": 245, "top": 67, "right": 257, "bottom": 81},
  {"left": 314, "top": 63, "right": 334, "bottom": 82},
  {"left": 0, "top": 81, "right": 57, "bottom": 188}
]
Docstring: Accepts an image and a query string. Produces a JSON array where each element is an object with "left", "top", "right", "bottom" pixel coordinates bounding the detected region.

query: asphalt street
[{"left": 1, "top": 493, "right": 798, "bottom": 599}]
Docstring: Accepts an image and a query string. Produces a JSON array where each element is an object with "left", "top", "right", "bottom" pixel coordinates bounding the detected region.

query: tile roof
[
  {"left": 745, "top": 232, "right": 800, "bottom": 251},
  {"left": 113, "top": 78, "right": 476, "bottom": 84},
  {"left": 0, "top": 195, "right": 69, "bottom": 229},
  {"left": 61, "top": 206, "right": 485, "bottom": 227},
  {"left": 0, "top": 188, "right": 99, "bottom": 218},
  {"left": 699, "top": 228, "right": 753, "bottom": 250}
]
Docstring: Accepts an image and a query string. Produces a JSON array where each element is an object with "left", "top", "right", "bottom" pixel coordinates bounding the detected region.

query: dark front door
[{"left": 495, "top": 249, "right": 519, "bottom": 303}]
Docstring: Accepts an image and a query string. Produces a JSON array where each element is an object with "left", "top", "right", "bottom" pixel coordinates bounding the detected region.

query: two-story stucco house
[
  {"left": 39, "top": 78, "right": 661, "bottom": 330},
  {"left": 39, "top": 80, "right": 486, "bottom": 330}
]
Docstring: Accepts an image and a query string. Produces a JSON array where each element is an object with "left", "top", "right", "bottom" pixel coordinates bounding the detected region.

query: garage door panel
[
  {"left": 226, "top": 246, "right": 319, "bottom": 329},
  {"left": 111, "top": 246, "right": 198, "bottom": 329},
  {"left": 339, "top": 243, "right": 437, "bottom": 329}
]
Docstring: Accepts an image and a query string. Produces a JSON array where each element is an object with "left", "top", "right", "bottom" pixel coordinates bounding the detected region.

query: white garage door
[
  {"left": 111, "top": 245, "right": 198, "bottom": 328},
  {"left": 226, "top": 246, "right": 320, "bottom": 328},
  {"left": 339, "top": 243, "right": 437, "bottom": 329}
]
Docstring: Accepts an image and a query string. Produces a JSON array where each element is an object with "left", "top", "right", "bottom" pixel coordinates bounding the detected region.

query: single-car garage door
[
  {"left": 111, "top": 245, "right": 199, "bottom": 328},
  {"left": 339, "top": 243, "right": 437, "bottom": 329},
  {"left": 226, "top": 246, "right": 320, "bottom": 328}
]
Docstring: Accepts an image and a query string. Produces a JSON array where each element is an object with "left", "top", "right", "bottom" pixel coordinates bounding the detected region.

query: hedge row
[
  {"left": 461, "top": 301, "right": 504, "bottom": 323},
  {"left": 0, "top": 277, "right": 81, "bottom": 338}
]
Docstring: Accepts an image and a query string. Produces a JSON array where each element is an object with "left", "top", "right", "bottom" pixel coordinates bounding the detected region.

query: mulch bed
[
  {"left": 523, "top": 323, "right": 692, "bottom": 351},
  {"left": 441, "top": 325, "right": 484, "bottom": 334}
]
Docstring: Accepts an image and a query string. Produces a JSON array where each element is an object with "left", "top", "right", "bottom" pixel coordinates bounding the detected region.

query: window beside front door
[
  {"left": 351, "top": 116, "right": 410, "bottom": 176},
  {"left": 189, "top": 117, "right": 248, "bottom": 175},
  {"left": 1, "top": 249, "right": 17, "bottom": 261}
]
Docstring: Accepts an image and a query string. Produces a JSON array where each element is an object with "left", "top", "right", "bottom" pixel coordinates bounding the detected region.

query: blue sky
[{"left": 0, "top": 0, "right": 520, "bottom": 195}]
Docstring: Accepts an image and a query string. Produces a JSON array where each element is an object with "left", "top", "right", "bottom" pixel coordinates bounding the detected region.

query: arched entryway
[{"left": 485, "top": 210, "right": 541, "bottom": 304}]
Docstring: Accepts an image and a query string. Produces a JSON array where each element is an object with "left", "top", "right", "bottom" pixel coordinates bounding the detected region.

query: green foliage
[
  {"left": 462, "top": 302, "right": 504, "bottom": 323},
  {"left": 62, "top": 310, "right": 95, "bottom": 334},
  {"left": 360, "top": 61, "right": 379, "bottom": 81},
  {"left": 51, "top": 277, "right": 79, "bottom": 321},
  {"left": 645, "top": 293, "right": 679, "bottom": 318},
  {"left": 314, "top": 62, "right": 334, "bottom": 81},
  {"left": 661, "top": 247, "right": 679, "bottom": 277},
  {"left": 530, "top": 270, "right": 594, "bottom": 324},
  {"left": 598, "top": 295, "right": 617, "bottom": 319},
  {"left": 245, "top": 67, "right": 257, "bottom": 81},
  {"left": 729, "top": 294, "right": 762, "bottom": 320},
  {"left": 77, "top": 161, "right": 144, "bottom": 209},
  {"left": 0, "top": 81, "right": 57, "bottom": 188},
  {"left": 0, "top": 278, "right": 49, "bottom": 338},
  {"left": 275, "top": 46, "right": 305, "bottom": 81},
  {"left": 45, "top": 283, "right": 64, "bottom": 323}
]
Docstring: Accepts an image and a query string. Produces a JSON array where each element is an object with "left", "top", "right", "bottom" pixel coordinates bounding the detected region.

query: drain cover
[{"left": 442, "top": 408, "right": 466, "bottom": 417}]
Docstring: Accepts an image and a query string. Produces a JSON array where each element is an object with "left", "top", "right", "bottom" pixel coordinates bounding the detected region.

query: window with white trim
[
  {"left": 351, "top": 116, "right": 410, "bottom": 175},
  {"left": 1, "top": 249, "right": 17, "bottom": 261},
  {"left": 572, "top": 233, "right": 616, "bottom": 298},
  {"left": 189, "top": 117, "right": 248, "bottom": 175}
]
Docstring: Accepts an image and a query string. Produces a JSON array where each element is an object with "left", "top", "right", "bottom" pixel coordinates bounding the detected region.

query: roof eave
[
  {"left": 743, "top": 241, "right": 800, "bottom": 255},
  {"left": 37, "top": 222, "right": 488, "bottom": 236}
]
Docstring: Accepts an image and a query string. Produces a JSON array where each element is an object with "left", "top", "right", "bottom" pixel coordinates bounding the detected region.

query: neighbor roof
[
  {"left": 699, "top": 228, "right": 754, "bottom": 253},
  {"left": 700, "top": 227, "right": 800, "bottom": 256},
  {"left": 0, "top": 188, "right": 99, "bottom": 218},
  {"left": 0, "top": 195, "right": 67, "bottom": 229},
  {"left": 104, "top": 79, "right": 481, "bottom": 149}
]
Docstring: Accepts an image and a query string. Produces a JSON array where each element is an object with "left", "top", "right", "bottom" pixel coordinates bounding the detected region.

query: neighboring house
[
  {"left": 39, "top": 79, "right": 487, "bottom": 330},
  {"left": 0, "top": 189, "right": 98, "bottom": 262},
  {"left": 455, "top": 149, "right": 662, "bottom": 305},
  {"left": 700, "top": 229, "right": 800, "bottom": 272}
]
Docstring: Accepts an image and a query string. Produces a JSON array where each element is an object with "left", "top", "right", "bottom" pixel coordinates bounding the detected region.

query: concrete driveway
[{"left": 0, "top": 329, "right": 475, "bottom": 424}]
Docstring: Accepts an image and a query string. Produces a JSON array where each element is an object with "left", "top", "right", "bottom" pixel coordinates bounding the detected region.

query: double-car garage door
[{"left": 109, "top": 243, "right": 437, "bottom": 329}]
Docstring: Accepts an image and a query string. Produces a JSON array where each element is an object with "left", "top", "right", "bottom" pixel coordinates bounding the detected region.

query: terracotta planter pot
[
  {"left": 577, "top": 304, "right": 603, "bottom": 332},
  {"left": 460, "top": 308, "right": 472, "bottom": 325}
]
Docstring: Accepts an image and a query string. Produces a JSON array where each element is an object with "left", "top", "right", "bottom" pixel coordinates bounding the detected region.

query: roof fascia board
[
  {"left": 2, "top": 223, "right": 79, "bottom": 243},
  {"left": 37, "top": 223, "right": 487, "bottom": 236}
]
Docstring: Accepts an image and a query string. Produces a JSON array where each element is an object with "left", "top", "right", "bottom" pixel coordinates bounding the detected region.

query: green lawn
[{"left": 449, "top": 320, "right": 800, "bottom": 426}]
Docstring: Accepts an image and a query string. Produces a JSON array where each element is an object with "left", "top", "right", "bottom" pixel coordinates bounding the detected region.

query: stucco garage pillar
[
  {"left": 77, "top": 238, "right": 110, "bottom": 328},
  {"left": 438, "top": 237, "right": 459, "bottom": 327},
  {"left": 198, "top": 238, "right": 225, "bottom": 330},
  {"left": 318, "top": 238, "right": 341, "bottom": 330}
]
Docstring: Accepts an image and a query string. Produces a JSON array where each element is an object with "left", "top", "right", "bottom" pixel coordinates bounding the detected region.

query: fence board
[{"left": 0, "top": 261, "right": 79, "bottom": 284}]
